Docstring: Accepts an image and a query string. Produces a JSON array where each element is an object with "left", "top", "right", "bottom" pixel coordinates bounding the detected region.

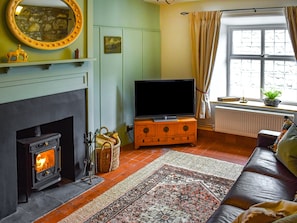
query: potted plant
[{"left": 261, "top": 89, "right": 282, "bottom": 107}]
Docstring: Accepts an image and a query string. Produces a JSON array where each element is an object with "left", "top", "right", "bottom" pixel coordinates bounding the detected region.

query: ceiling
[
  {"left": 21, "top": 0, "right": 68, "bottom": 8},
  {"left": 144, "top": 0, "right": 198, "bottom": 4}
]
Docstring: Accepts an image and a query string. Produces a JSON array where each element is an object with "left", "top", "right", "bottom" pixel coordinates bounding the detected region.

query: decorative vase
[{"left": 264, "top": 98, "right": 281, "bottom": 107}]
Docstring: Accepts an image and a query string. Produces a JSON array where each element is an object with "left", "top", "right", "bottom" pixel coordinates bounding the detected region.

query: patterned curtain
[{"left": 189, "top": 11, "right": 222, "bottom": 119}]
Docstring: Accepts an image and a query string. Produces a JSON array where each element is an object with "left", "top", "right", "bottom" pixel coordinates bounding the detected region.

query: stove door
[
  {"left": 32, "top": 144, "right": 61, "bottom": 191},
  {"left": 34, "top": 148, "right": 56, "bottom": 180}
]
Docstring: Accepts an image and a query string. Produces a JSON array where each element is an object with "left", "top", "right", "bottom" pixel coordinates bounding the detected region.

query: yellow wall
[
  {"left": 0, "top": 0, "right": 86, "bottom": 62},
  {"left": 160, "top": 0, "right": 297, "bottom": 79}
]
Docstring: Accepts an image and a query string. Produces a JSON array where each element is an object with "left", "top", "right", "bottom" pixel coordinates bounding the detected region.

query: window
[{"left": 227, "top": 25, "right": 297, "bottom": 104}]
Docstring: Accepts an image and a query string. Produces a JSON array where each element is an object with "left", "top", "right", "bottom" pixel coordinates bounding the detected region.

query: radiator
[{"left": 215, "top": 106, "right": 295, "bottom": 138}]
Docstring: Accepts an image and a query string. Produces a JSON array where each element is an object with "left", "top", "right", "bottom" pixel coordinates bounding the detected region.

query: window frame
[{"left": 226, "top": 24, "right": 296, "bottom": 104}]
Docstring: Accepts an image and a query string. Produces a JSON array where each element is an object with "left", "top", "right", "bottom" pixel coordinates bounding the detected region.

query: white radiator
[{"left": 215, "top": 106, "right": 295, "bottom": 138}]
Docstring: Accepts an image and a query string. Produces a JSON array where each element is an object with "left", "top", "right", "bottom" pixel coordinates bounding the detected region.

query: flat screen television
[{"left": 134, "top": 79, "right": 196, "bottom": 121}]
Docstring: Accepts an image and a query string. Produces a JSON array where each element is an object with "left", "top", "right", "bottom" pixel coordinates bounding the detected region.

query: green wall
[
  {"left": 0, "top": 0, "right": 161, "bottom": 145},
  {"left": 93, "top": 0, "right": 161, "bottom": 145},
  {"left": 94, "top": 0, "right": 160, "bottom": 29}
]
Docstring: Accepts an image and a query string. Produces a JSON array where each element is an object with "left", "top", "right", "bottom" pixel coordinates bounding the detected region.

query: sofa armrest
[{"left": 256, "top": 130, "right": 280, "bottom": 147}]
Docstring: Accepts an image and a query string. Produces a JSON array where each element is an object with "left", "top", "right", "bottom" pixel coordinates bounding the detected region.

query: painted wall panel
[
  {"left": 93, "top": 0, "right": 161, "bottom": 144},
  {"left": 93, "top": 26, "right": 101, "bottom": 129},
  {"left": 99, "top": 27, "right": 123, "bottom": 131},
  {"left": 123, "top": 29, "right": 143, "bottom": 127}
]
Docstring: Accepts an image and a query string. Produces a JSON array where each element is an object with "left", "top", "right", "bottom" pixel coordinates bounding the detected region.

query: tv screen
[{"left": 134, "top": 79, "right": 195, "bottom": 120}]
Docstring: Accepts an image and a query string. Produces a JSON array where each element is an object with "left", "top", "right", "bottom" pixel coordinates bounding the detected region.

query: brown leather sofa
[{"left": 206, "top": 130, "right": 297, "bottom": 223}]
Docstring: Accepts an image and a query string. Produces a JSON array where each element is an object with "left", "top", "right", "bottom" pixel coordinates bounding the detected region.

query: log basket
[{"left": 96, "top": 127, "right": 121, "bottom": 173}]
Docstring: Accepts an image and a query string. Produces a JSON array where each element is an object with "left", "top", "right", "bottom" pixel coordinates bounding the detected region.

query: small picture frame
[{"left": 104, "top": 36, "right": 122, "bottom": 54}]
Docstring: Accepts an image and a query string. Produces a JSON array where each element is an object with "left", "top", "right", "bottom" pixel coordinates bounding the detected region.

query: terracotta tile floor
[{"left": 35, "top": 130, "right": 256, "bottom": 223}]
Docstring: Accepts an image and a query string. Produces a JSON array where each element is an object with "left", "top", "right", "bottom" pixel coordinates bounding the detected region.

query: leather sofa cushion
[
  {"left": 244, "top": 147, "right": 296, "bottom": 181},
  {"left": 257, "top": 130, "right": 280, "bottom": 148},
  {"left": 206, "top": 204, "right": 244, "bottom": 223},
  {"left": 221, "top": 171, "right": 297, "bottom": 210}
]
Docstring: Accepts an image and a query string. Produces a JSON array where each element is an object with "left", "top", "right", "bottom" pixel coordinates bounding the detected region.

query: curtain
[
  {"left": 190, "top": 11, "right": 222, "bottom": 119},
  {"left": 285, "top": 6, "right": 297, "bottom": 60}
]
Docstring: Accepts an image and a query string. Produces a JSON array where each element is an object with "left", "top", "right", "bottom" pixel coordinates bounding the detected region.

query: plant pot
[{"left": 264, "top": 98, "right": 281, "bottom": 107}]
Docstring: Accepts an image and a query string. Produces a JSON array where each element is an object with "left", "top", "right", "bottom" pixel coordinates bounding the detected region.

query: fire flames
[{"left": 35, "top": 149, "right": 55, "bottom": 173}]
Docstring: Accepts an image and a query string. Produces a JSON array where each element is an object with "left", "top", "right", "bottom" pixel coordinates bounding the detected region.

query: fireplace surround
[{"left": 0, "top": 89, "right": 86, "bottom": 219}]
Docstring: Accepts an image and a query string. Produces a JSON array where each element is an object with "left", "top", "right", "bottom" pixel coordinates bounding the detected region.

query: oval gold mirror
[{"left": 6, "top": 0, "right": 83, "bottom": 50}]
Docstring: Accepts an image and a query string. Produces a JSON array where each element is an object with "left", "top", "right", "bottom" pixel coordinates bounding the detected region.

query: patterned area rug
[
  {"left": 60, "top": 151, "right": 243, "bottom": 223},
  {"left": 87, "top": 164, "right": 233, "bottom": 223}
]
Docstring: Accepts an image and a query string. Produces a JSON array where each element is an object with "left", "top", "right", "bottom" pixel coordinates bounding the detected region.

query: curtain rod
[
  {"left": 221, "top": 6, "right": 284, "bottom": 12},
  {"left": 180, "top": 6, "right": 284, "bottom": 15}
]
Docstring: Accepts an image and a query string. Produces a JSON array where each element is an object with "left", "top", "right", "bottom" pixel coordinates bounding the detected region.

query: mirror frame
[{"left": 6, "top": 0, "right": 83, "bottom": 50}]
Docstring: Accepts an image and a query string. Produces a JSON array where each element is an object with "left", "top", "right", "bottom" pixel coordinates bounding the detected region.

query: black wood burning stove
[{"left": 17, "top": 133, "right": 61, "bottom": 203}]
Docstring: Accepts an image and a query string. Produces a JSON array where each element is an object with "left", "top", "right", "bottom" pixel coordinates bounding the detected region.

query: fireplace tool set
[
  {"left": 82, "top": 131, "right": 96, "bottom": 185},
  {"left": 82, "top": 127, "right": 121, "bottom": 184}
]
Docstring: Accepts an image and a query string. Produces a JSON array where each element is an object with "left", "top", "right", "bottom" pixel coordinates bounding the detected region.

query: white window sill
[{"left": 211, "top": 100, "right": 297, "bottom": 113}]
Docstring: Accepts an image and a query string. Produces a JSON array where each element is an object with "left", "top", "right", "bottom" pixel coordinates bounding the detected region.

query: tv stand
[{"left": 134, "top": 117, "right": 197, "bottom": 149}]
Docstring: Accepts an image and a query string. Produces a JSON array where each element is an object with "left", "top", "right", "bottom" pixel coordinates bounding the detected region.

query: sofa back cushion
[{"left": 275, "top": 124, "right": 297, "bottom": 177}]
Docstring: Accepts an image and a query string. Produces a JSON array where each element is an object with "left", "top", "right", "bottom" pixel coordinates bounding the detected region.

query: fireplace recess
[{"left": 17, "top": 133, "right": 62, "bottom": 203}]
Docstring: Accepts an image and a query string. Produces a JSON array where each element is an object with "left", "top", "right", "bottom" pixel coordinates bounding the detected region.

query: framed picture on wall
[{"left": 104, "top": 36, "right": 122, "bottom": 54}]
